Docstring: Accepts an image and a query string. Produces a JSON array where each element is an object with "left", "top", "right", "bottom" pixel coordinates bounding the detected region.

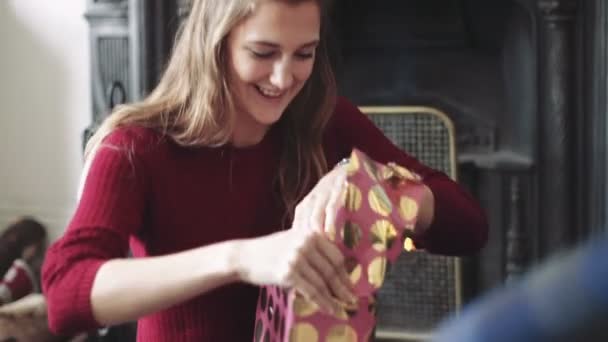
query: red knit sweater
[{"left": 42, "top": 97, "right": 488, "bottom": 341}]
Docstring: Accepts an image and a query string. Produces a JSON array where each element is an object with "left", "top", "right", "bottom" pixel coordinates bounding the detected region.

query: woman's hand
[
  {"left": 293, "top": 162, "right": 348, "bottom": 236},
  {"left": 235, "top": 165, "right": 355, "bottom": 314}
]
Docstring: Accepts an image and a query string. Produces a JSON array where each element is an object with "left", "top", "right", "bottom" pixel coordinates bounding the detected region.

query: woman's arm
[
  {"left": 78, "top": 132, "right": 239, "bottom": 325},
  {"left": 46, "top": 223, "right": 354, "bottom": 335},
  {"left": 89, "top": 240, "right": 239, "bottom": 326},
  {"left": 327, "top": 98, "right": 488, "bottom": 255},
  {"left": 46, "top": 226, "right": 353, "bottom": 335},
  {"left": 44, "top": 128, "right": 355, "bottom": 335}
]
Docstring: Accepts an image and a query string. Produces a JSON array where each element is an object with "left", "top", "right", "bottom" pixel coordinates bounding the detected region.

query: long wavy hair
[{"left": 85, "top": 0, "right": 337, "bottom": 221}]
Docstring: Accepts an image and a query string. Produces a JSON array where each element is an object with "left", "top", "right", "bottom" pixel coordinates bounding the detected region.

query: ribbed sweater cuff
[
  {"left": 69, "top": 260, "right": 106, "bottom": 333},
  {"left": 425, "top": 179, "right": 449, "bottom": 236}
]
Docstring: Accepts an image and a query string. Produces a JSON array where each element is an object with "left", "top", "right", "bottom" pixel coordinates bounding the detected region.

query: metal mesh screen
[
  {"left": 367, "top": 113, "right": 453, "bottom": 175},
  {"left": 364, "top": 108, "right": 460, "bottom": 338},
  {"left": 98, "top": 37, "right": 130, "bottom": 102}
]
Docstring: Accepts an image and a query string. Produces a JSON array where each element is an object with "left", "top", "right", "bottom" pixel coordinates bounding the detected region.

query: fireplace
[
  {"left": 327, "top": 1, "right": 538, "bottom": 336},
  {"left": 331, "top": 0, "right": 520, "bottom": 156},
  {"left": 326, "top": 0, "right": 606, "bottom": 301},
  {"left": 85, "top": 0, "right": 608, "bottom": 340}
]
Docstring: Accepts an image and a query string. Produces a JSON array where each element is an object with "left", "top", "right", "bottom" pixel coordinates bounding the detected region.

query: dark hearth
[{"left": 331, "top": 0, "right": 530, "bottom": 156}]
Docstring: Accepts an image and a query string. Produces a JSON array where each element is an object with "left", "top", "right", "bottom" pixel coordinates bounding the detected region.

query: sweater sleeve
[
  {"left": 42, "top": 127, "right": 151, "bottom": 335},
  {"left": 329, "top": 97, "right": 488, "bottom": 256}
]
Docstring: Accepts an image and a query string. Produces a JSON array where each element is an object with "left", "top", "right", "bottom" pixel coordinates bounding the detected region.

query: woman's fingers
[
  {"left": 308, "top": 168, "right": 346, "bottom": 233},
  {"left": 307, "top": 171, "right": 354, "bottom": 303},
  {"left": 312, "top": 234, "right": 356, "bottom": 302},
  {"left": 283, "top": 166, "right": 356, "bottom": 314},
  {"left": 291, "top": 265, "right": 339, "bottom": 315}
]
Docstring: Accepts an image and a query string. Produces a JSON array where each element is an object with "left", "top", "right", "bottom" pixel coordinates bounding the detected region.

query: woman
[{"left": 42, "top": 0, "right": 488, "bottom": 341}]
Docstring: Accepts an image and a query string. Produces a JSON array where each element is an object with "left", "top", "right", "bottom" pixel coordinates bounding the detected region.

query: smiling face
[{"left": 226, "top": 0, "right": 321, "bottom": 146}]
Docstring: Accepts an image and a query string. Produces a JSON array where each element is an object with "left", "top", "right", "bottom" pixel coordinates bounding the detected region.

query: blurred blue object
[{"left": 433, "top": 234, "right": 608, "bottom": 342}]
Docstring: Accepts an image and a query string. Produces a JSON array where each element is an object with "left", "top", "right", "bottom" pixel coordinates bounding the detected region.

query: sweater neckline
[{"left": 217, "top": 125, "right": 279, "bottom": 155}]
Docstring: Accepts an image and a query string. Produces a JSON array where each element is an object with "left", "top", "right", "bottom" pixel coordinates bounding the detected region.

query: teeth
[{"left": 256, "top": 85, "right": 282, "bottom": 98}]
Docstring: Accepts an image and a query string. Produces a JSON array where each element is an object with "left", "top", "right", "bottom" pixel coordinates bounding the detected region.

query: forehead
[{"left": 233, "top": 1, "right": 321, "bottom": 45}]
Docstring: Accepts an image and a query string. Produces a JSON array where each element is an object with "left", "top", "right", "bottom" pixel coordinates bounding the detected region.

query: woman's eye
[
  {"left": 296, "top": 52, "right": 315, "bottom": 59},
  {"left": 295, "top": 52, "right": 315, "bottom": 60},
  {"left": 250, "top": 50, "right": 275, "bottom": 59},
  {"left": 248, "top": 49, "right": 314, "bottom": 60}
]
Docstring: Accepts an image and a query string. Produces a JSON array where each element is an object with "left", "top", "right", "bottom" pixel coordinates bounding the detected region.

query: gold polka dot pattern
[
  {"left": 253, "top": 149, "right": 426, "bottom": 342},
  {"left": 343, "top": 183, "right": 362, "bottom": 212},
  {"left": 368, "top": 256, "right": 388, "bottom": 289},
  {"left": 370, "top": 220, "right": 398, "bottom": 252},
  {"left": 384, "top": 162, "right": 421, "bottom": 181},
  {"left": 368, "top": 185, "right": 392, "bottom": 217},
  {"left": 346, "top": 152, "right": 360, "bottom": 175},
  {"left": 289, "top": 323, "right": 318, "bottom": 342},
  {"left": 326, "top": 324, "right": 358, "bottom": 342},
  {"left": 342, "top": 221, "right": 362, "bottom": 250},
  {"left": 293, "top": 294, "right": 318, "bottom": 318},
  {"left": 363, "top": 158, "right": 378, "bottom": 180},
  {"left": 345, "top": 257, "right": 362, "bottom": 285}
]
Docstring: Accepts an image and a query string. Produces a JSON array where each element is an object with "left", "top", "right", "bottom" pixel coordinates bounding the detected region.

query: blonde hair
[{"left": 85, "top": 0, "right": 337, "bottom": 221}]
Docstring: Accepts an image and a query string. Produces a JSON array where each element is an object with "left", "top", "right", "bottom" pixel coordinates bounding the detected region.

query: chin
[{"left": 251, "top": 108, "right": 285, "bottom": 126}]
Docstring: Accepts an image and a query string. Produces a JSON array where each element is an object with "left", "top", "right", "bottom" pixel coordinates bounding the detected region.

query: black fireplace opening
[{"left": 330, "top": 0, "right": 536, "bottom": 158}]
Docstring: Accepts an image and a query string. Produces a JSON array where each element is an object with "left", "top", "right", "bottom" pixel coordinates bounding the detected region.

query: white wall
[{"left": 0, "top": 2, "right": 90, "bottom": 241}]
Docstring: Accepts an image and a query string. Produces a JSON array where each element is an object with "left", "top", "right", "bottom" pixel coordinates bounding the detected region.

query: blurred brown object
[
  {"left": 0, "top": 294, "right": 60, "bottom": 341},
  {"left": 0, "top": 217, "right": 47, "bottom": 278},
  {"left": 0, "top": 294, "right": 89, "bottom": 342}
]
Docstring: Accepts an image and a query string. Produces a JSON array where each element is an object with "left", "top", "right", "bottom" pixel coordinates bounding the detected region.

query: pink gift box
[{"left": 254, "top": 149, "right": 426, "bottom": 342}]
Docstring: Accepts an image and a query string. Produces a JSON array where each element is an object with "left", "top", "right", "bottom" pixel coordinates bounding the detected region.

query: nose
[{"left": 270, "top": 59, "right": 294, "bottom": 90}]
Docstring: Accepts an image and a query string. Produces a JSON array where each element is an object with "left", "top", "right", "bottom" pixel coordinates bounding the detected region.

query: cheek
[
  {"left": 294, "top": 61, "right": 315, "bottom": 82},
  {"left": 233, "top": 57, "right": 270, "bottom": 84}
]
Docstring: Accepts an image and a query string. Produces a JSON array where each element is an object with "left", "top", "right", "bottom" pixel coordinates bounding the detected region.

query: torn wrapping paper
[{"left": 253, "top": 149, "right": 427, "bottom": 342}]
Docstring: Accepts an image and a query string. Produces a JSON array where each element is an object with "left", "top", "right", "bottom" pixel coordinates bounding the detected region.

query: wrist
[
  {"left": 229, "top": 231, "right": 285, "bottom": 285},
  {"left": 228, "top": 239, "right": 247, "bottom": 283},
  {"left": 189, "top": 239, "right": 243, "bottom": 285}
]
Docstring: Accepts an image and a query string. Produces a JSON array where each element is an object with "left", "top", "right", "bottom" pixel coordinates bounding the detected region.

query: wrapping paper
[{"left": 254, "top": 149, "right": 426, "bottom": 342}]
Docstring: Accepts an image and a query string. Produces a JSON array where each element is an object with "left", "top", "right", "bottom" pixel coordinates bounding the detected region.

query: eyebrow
[{"left": 248, "top": 40, "right": 320, "bottom": 49}]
